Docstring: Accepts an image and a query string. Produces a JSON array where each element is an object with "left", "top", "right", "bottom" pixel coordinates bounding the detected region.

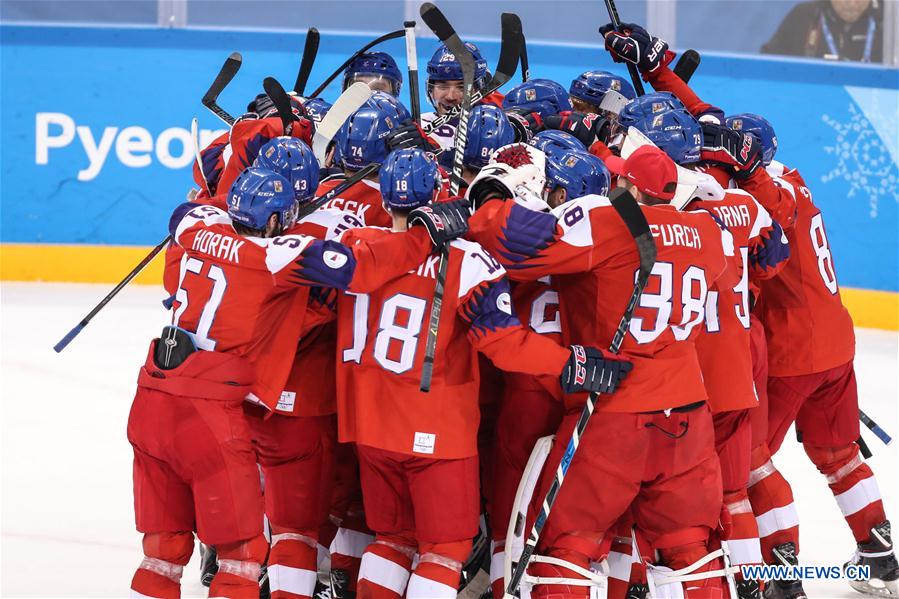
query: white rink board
[{"left": 1, "top": 282, "right": 897, "bottom": 597}]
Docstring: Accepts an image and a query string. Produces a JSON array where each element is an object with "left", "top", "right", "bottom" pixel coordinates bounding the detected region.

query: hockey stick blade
[
  {"left": 54, "top": 235, "right": 173, "bottom": 353},
  {"left": 860, "top": 409, "right": 893, "bottom": 445},
  {"left": 673, "top": 49, "right": 701, "bottom": 83},
  {"left": 202, "top": 52, "right": 242, "bottom": 125},
  {"left": 312, "top": 82, "right": 372, "bottom": 165},
  {"left": 502, "top": 13, "right": 528, "bottom": 82},
  {"left": 309, "top": 29, "right": 405, "bottom": 99},
  {"left": 294, "top": 27, "right": 320, "bottom": 95},
  {"left": 190, "top": 117, "right": 211, "bottom": 195},
  {"left": 404, "top": 20, "right": 422, "bottom": 123},
  {"left": 262, "top": 77, "right": 294, "bottom": 135}
]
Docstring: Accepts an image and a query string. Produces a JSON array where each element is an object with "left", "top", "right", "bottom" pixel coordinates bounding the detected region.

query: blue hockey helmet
[
  {"left": 343, "top": 51, "right": 403, "bottom": 96},
  {"left": 303, "top": 97, "right": 332, "bottom": 124},
  {"left": 228, "top": 167, "right": 298, "bottom": 231},
  {"left": 530, "top": 130, "right": 586, "bottom": 157},
  {"left": 333, "top": 105, "right": 400, "bottom": 171},
  {"left": 569, "top": 70, "right": 636, "bottom": 108},
  {"left": 379, "top": 148, "right": 440, "bottom": 210},
  {"left": 463, "top": 104, "right": 516, "bottom": 169},
  {"left": 253, "top": 137, "right": 320, "bottom": 204},
  {"left": 626, "top": 107, "right": 703, "bottom": 164},
  {"left": 366, "top": 90, "right": 412, "bottom": 124},
  {"left": 426, "top": 41, "right": 491, "bottom": 100},
  {"left": 726, "top": 113, "right": 778, "bottom": 165},
  {"left": 545, "top": 149, "right": 611, "bottom": 200},
  {"left": 617, "top": 92, "right": 686, "bottom": 130},
  {"left": 502, "top": 78, "right": 573, "bottom": 118}
]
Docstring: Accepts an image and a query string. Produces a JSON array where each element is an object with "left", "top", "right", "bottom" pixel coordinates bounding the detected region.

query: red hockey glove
[{"left": 560, "top": 345, "right": 633, "bottom": 395}]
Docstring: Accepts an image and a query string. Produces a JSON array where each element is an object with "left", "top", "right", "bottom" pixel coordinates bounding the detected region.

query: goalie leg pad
[{"left": 651, "top": 529, "right": 728, "bottom": 599}]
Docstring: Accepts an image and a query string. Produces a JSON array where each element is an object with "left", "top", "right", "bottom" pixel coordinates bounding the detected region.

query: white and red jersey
[
  {"left": 274, "top": 208, "right": 367, "bottom": 417},
  {"left": 469, "top": 195, "right": 738, "bottom": 413},
  {"left": 315, "top": 176, "right": 392, "bottom": 228},
  {"left": 334, "top": 227, "right": 570, "bottom": 460},
  {"left": 755, "top": 161, "right": 856, "bottom": 377},
  {"left": 689, "top": 188, "right": 790, "bottom": 412},
  {"left": 169, "top": 203, "right": 434, "bottom": 409},
  {"left": 505, "top": 277, "right": 564, "bottom": 399}
]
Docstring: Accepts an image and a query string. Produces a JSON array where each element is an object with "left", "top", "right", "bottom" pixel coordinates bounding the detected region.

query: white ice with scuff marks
[{"left": 1, "top": 282, "right": 896, "bottom": 597}]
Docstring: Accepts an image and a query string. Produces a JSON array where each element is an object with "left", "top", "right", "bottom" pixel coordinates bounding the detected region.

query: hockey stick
[
  {"left": 293, "top": 27, "right": 320, "bottom": 95},
  {"left": 673, "top": 49, "right": 701, "bottom": 83},
  {"left": 422, "top": 17, "right": 521, "bottom": 134},
  {"left": 202, "top": 52, "right": 242, "bottom": 126},
  {"left": 190, "top": 117, "right": 211, "bottom": 196},
  {"left": 312, "top": 82, "right": 372, "bottom": 165},
  {"left": 404, "top": 20, "right": 422, "bottom": 123},
  {"left": 601, "top": 0, "right": 645, "bottom": 96},
  {"left": 860, "top": 410, "right": 893, "bottom": 445},
  {"left": 308, "top": 29, "right": 405, "bottom": 99},
  {"left": 418, "top": 1, "right": 476, "bottom": 393},
  {"left": 502, "top": 13, "right": 528, "bottom": 82},
  {"left": 506, "top": 188, "right": 656, "bottom": 597},
  {"left": 263, "top": 77, "right": 295, "bottom": 135},
  {"left": 54, "top": 235, "right": 173, "bottom": 353}
]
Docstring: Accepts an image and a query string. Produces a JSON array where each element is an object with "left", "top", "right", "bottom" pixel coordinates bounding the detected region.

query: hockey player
[
  {"left": 127, "top": 164, "right": 471, "bottom": 598},
  {"left": 568, "top": 70, "right": 636, "bottom": 115},
  {"left": 317, "top": 104, "right": 400, "bottom": 228},
  {"left": 486, "top": 146, "right": 610, "bottom": 599},
  {"left": 733, "top": 114, "right": 897, "bottom": 598},
  {"left": 332, "top": 148, "right": 630, "bottom": 599},
  {"left": 342, "top": 52, "right": 403, "bottom": 97},
  {"left": 464, "top": 143, "right": 739, "bottom": 597},
  {"left": 421, "top": 41, "right": 502, "bottom": 156},
  {"left": 502, "top": 78, "right": 573, "bottom": 119},
  {"left": 461, "top": 104, "right": 516, "bottom": 183}
]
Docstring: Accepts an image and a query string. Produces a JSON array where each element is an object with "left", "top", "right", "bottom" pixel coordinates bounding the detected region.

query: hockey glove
[
  {"left": 699, "top": 122, "right": 762, "bottom": 178},
  {"left": 543, "top": 112, "right": 613, "bottom": 147},
  {"left": 560, "top": 345, "right": 633, "bottom": 395},
  {"left": 599, "top": 22, "right": 672, "bottom": 73},
  {"left": 506, "top": 109, "right": 545, "bottom": 143},
  {"left": 386, "top": 122, "right": 440, "bottom": 154},
  {"left": 408, "top": 199, "right": 472, "bottom": 251}
]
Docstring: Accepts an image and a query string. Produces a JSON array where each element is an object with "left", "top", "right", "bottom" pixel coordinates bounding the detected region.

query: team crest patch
[
  {"left": 652, "top": 102, "right": 666, "bottom": 113},
  {"left": 652, "top": 114, "right": 664, "bottom": 128},
  {"left": 525, "top": 88, "right": 537, "bottom": 102},
  {"left": 265, "top": 146, "right": 276, "bottom": 158},
  {"left": 323, "top": 250, "right": 348, "bottom": 269},
  {"left": 564, "top": 154, "right": 579, "bottom": 168},
  {"left": 496, "top": 292, "right": 512, "bottom": 314},
  {"left": 732, "top": 118, "right": 744, "bottom": 130},
  {"left": 273, "top": 179, "right": 283, "bottom": 193},
  {"left": 611, "top": 80, "right": 621, "bottom": 91},
  {"left": 385, "top": 116, "right": 393, "bottom": 128}
]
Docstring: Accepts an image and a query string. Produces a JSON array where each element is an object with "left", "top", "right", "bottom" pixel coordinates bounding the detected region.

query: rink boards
[{"left": 1, "top": 25, "right": 897, "bottom": 328}]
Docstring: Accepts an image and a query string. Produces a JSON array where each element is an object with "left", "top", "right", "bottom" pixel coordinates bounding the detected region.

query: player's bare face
[
  {"left": 432, "top": 81, "right": 464, "bottom": 115},
  {"left": 830, "top": 0, "right": 870, "bottom": 23}
]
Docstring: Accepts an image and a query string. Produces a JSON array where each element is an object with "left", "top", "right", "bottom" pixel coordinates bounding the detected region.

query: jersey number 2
[{"left": 342, "top": 293, "right": 428, "bottom": 374}]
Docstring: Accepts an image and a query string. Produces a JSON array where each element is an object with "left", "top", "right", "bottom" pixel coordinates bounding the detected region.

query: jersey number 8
[
  {"left": 629, "top": 262, "right": 709, "bottom": 344},
  {"left": 342, "top": 292, "right": 428, "bottom": 374}
]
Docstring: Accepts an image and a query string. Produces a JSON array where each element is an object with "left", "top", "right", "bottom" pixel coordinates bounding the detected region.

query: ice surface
[{"left": 1, "top": 282, "right": 896, "bottom": 597}]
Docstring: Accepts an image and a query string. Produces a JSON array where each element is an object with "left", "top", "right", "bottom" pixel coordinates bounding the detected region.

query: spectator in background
[{"left": 762, "top": 0, "right": 883, "bottom": 63}]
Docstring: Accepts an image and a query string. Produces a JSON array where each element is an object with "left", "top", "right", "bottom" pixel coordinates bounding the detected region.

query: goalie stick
[
  {"left": 53, "top": 235, "right": 173, "bottom": 353},
  {"left": 293, "top": 27, "right": 320, "bottom": 96},
  {"left": 202, "top": 52, "right": 242, "bottom": 126},
  {"left": 673, "top": 49, "right": 701, "bottom": 83},
  {"left": 308, "top": 29, "right": 405, "bottom": 99},
  {"left": 312, "top": 81, "right": 372, "bottom": 165},
  {"left": 505, "top": 188, "right": 657, "bottom": 597},
  {"left": 418, "top": 1, "right": 477, "bottom": 392},
  {"left": 601, "top": 0, "right": 645, "bottom": 96},
  {"left": 501, "top": 13, "right": 528, "bottom": 82},
  {"left": 422, "top": 16, "right": 521, "bottom": 134}
]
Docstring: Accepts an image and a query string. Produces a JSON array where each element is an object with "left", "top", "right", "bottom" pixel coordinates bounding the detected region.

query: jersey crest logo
[
  {"left": 323, "top": 250, "right": 348, "bottom": 269},
  {"left": 496, "top": 291, "right": 512, "bottom": 314}
]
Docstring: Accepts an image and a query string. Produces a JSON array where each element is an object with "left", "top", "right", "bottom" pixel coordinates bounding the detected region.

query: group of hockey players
[{"left": 124, "top": 16, "right": 898, "bottom": 599}]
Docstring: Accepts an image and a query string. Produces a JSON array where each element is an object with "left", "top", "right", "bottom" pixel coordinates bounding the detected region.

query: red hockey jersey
[
  {"left": 315, "top": 177, "right": 392, "bottom": 228},
  {"left": 334, "top": 228, "right": 570, "bottom": 459}
]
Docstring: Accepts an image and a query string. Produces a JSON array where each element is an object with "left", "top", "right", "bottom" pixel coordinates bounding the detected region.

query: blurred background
[{"left": 1, "top": 0, "right": 897, "bottom": 328}]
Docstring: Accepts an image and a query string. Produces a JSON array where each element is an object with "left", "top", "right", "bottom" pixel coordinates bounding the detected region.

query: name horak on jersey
[
  {"left": 650, "top": 223, "right": 702, "bottom": 250},
  {"left": 191, "top": 229, "right": 244, "bottom": 263}
]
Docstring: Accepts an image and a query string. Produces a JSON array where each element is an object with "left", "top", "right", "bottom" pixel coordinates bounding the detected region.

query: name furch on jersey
[
  {"left": 711, "top": 204, "right": 752, "bottom": 229},
  {"left": 650, "top": 223, "right": 702, "bottom": 249},
  {"left": 191, "top": 229, "right": 244, "bottom": 263}
]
